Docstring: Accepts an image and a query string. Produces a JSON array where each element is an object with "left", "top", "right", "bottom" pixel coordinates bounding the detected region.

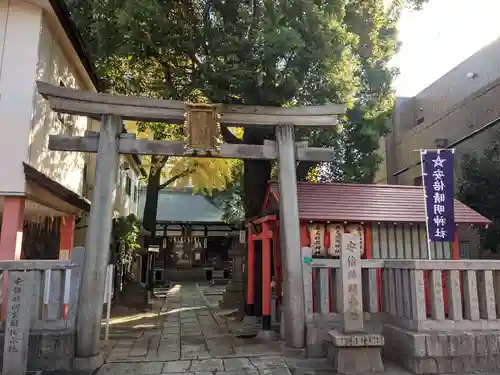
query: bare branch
[{"left": 158, "top": 167, "right": 196, "bottom": 190}]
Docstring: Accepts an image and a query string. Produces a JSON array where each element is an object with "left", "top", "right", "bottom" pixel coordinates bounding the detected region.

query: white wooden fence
[{"left": 302, "top": 256, "right": 500, "bottom": 331}]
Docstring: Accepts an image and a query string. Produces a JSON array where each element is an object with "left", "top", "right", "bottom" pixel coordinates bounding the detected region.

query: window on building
[
  {"left": 414, "top": 176, "right": 423, "bottom": 186},
  {"left": 409, "top": 116, "right": 425, "bottom": 129},
  {"left": 125, "top": 175, "right": 132, "bottom": 196},
  {"left": 133, "top": 185, "right": 138, "bottom": 202}
]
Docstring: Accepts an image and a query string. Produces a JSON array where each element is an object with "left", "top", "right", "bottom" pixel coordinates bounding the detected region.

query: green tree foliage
[
  {"left": 68, "top": 0, "right": 429, "bottom": 221},
  {"left": 114, "top": 214, "right": 141, "bottom": 267},
  {"left": 212, "top": 161, "right": 245, "bottom": 225},
  {"left": 458, "top": 135, "right": 500, "bottom": 253}
]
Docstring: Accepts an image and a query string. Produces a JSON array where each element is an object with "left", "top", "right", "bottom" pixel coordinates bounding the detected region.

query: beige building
[
  {"left": 377, "top": 36, "right": 500, "bottom": 187},
  {"left": 376, "top": 37, "right": 500, "bottom": 257},
  {"left": 0, "top": 0, "right": 143, "bottom": 260}
]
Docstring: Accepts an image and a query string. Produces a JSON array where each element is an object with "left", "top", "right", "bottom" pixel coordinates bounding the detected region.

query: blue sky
[{"left": 392, "top": 0, "right": 500, "bottom": 97}]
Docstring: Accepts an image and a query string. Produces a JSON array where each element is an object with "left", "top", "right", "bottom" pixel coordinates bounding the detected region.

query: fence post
[
  {"left": 301, "top": 246, "right": 313, "bottom": 323},
  {"left": 68, "top": 247, "right": 85, "bottom": 328}
]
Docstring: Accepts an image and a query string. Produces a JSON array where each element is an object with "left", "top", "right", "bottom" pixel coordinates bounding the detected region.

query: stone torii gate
[{"left": 37, "top": 81, "right": 346, "bottom": 369}]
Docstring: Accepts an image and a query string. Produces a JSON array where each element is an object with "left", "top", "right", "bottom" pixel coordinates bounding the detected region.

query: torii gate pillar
[
  {"left": 74, "top": 115, "right": 120, "bottom": 369},
  {"left": 276, "top": 125, "right": 306, "bottom": 349}
]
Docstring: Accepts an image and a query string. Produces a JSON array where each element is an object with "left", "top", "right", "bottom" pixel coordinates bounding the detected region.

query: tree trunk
[
  {"left": 142, "top": 155, "right": 163, "bottom": 234},
  {"left": 242, "top": 128, "right": 272, "bottom": 218},
  {"left": 142, "top": 156, "right": 165, "bottom": 304},
  {"left": 243, "top": 161, "right": 272, "bottom": 218}
]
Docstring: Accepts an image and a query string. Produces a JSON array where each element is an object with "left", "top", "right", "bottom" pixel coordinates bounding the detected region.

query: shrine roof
[
  {"left": 267, "top": 182, "right": 490, "bottom": 225},
  {"left": 138, "top": 189, "right": 224, "bottom": 224}
]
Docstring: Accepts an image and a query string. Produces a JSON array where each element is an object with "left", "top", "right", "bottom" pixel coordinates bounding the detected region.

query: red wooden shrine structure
[{"left": 245, "top": 182, "right": 490, "bottom": 327}]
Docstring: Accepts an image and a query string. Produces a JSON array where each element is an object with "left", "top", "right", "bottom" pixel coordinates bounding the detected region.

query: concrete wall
[
  {"left": 395, "top": 37, "right": 500, "bottom": 136},
  {"left": 389, "top": 79, "right": 500, "bottom": 187},
  {"left": 376, "top": 42, "right": 500, "bottom": 257},
  {"left": 383, "top": 37, "right": 500, "bottom": 187},
  {"left": 0, "top": 0, "right": 42, "bottom": 194}
]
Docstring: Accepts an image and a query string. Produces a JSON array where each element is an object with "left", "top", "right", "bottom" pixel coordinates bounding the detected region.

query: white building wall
[
  {"left": 114, "top": 158, "right": 141, "bottom": 217},
  {"left": 29, "top": 16, "right": 89, "bottom": 195},
  {"left": 0, "top": 1, "right": 42, "bottom": 194}
]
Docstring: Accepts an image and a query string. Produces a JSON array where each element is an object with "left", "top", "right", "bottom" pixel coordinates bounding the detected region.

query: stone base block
[
  {"left": 219, "top": 289, "right": 245, "bottom": 309},
  {"left": 281, "top": 344, "right": 308, "bottom": 359},
  {"left": 306, "top": 321, "right": 342, "bottom": 358},
  {"left": 241, "top": 315, "right": 259, "bottom": 325},
  {"left": 304, "top": 313, "right": 386, "bottom": 359},
  {"left": 0, "top": 330, "right": 75, "bottom": 372},
  {"left": 73, "top": 352, "right": 103, "bottom": 371},
  {"left": 256, "top": 330, "right": 279, "bottom": 342},
  {"left": 327, "top": 331, "right": 384, "bottom": 374},
  {"left": 226, "top": 282, "right": 244, "bottom": 292},
  {"left": 230, "top": 315, "right": 261, "bottom": 337},
  {"left": 383, "top": 324, "right": 500, "bottom": 374}
]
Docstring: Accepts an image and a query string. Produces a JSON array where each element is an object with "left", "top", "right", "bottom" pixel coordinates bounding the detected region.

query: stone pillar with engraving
[
  {"left": 220, "top": 240, "right": 246, "bottom": 310},
  {"left": 327, "top": 233, "right": 384, "bottom": 374}
]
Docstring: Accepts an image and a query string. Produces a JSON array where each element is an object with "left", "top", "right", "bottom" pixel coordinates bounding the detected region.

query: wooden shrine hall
[
  {"left": 137, "top": 188, "right": 239, "bottom": 283},
  {"left": 246, "top": 181, "right": 490, "bottom": 332}
]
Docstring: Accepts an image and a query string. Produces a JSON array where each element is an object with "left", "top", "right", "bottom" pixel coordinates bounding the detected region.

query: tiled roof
[
  {"left": 138, "top": 189, "right": 224, "bottom": 223},
  {"left": 268, "top": 182, "right": 490, "bottom": 225}
]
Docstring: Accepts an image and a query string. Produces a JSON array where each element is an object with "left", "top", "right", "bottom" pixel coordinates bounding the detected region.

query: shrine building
[{"left": 245, "top": 181, "right": 490, "bottom": 330}]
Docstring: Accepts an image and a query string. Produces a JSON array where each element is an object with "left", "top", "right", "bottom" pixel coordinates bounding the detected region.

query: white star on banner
[{"left": 432, "top": 154, "right": 446, "bottom": 168}]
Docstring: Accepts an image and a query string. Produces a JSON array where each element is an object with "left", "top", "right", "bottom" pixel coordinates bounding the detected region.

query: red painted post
[
  {"left": 246, "top": 226, "right": 255, "bottom": 315},
  {"left": 262, "top": 223, "right": 272, "bottom": 330}
]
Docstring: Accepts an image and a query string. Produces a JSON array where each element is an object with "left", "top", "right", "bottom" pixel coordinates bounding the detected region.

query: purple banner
[{"left": 421, "top": 149, "right": 456, "bottom": 242}]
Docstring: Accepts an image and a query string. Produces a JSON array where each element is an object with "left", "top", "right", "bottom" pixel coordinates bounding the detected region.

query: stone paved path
[{"left": 97, "top": 283, "right": 290, "bottom": 375}]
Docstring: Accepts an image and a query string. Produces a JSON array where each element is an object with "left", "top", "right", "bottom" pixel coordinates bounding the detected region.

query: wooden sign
[
  {"left": 184, "top": 103, "right": 220, "bottom": 151},
  {"left": 327, "top": 224, "right": 344, "bottom": 257},
  {"left": 308, "top": 224, "right": 326, "bottom": 256}
]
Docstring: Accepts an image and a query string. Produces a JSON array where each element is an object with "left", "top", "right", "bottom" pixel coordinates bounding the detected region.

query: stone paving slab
[
  {"left": 98, "top": 355, "right": 292, "bottom": 375},
  {"left": 284, "top": 358, "right": 416, "bottom": 375},
  {"left": 98, "top": 283, "right": 290, "bottom": 375},
  {"left": 56, "top": 282, "right": 432, "bottom": 375},
  {"left": 197, "top": 283, "right": 227, "bottom": 296}
]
